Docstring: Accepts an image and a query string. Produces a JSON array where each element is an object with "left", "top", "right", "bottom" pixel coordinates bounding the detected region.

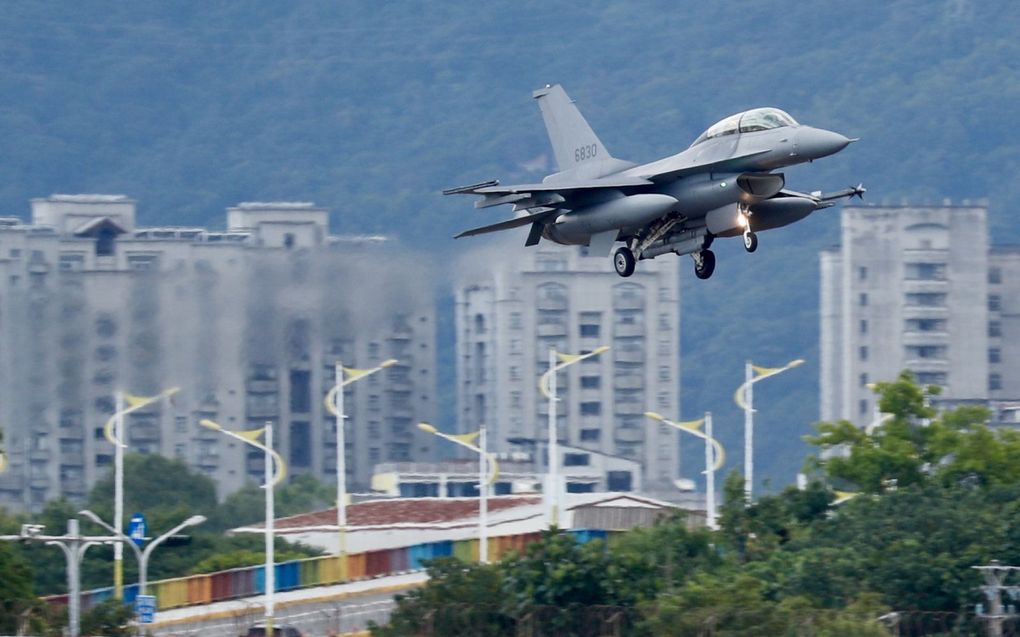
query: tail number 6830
[{"left": 574, "top": 144, "right": 597, "bottom": 162}]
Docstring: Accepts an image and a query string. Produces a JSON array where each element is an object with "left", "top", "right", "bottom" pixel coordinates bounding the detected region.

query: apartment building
[
  {"left": 0, "top": 195, "right": 435, "bottom": 512},
  {"left": 455, "top": 242, "right": 682, "bottom": 497},
  {"left": 819, "top": 200, "right": 1020, "bottom": 426}
]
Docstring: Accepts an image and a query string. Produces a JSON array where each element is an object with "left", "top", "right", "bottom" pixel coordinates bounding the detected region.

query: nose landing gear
[{"left": 740, "top": 205, "right": 758, "bottom": 253}]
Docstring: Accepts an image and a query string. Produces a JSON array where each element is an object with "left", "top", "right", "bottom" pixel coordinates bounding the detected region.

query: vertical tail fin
[{"left": 533, "top": 84, "right": 613, "bottom": 172}]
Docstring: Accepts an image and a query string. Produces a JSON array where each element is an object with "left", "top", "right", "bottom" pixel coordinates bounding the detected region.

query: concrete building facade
[
  {"left": 455, "top": 242, "right": 682, "bottom": 497},
  {"left": 819, "top": 201, "right": 1020, "bottom": 426},
  {"left": 0, "top": 195, "right": 436, "bottom": 512}
]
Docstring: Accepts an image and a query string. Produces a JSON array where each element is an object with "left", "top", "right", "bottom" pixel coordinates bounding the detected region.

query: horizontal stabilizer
[
  {"left": 442, "top": 180, "right": 500, "bottom": 196},
  {"left": 455, "top": 210, "right": 557, "bottom": 239}
]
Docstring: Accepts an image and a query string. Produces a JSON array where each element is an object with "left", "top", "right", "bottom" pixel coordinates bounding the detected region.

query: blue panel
[{"left": 254, "top": 565, "right": 266, "bottom": 593}]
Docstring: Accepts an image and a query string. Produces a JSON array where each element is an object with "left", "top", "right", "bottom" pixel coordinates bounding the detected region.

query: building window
[
  {"left": 607, "top": 471, "right": 632, "bottom": 491},
  {"left": 990, "top": 374, "right": 1003, "bottom": 392},
  {"left": 580, "top": 324, "right": 600, "bottom": 338},
  {"left": 658, "top": 366, "right": 671, "bottom": 382},
  {"left": 906, "top": 318, "right": 946, "bottom": 332},
  {"left": 905, "top": 293, "right": 946, "bottom": 307},
  {"left": 989, "top": 267, "right": 1002, "bottom": 284},
  {"left": 989, "top": 295, "right": 1002, "bottom": 312},
  {"left": 916, "top": 372, "right": 948, "bottom": 386},
  {"left": 858, "top": 266, "right": 867, "bottom": 281},
  {"left": 510, "top": 391, "right": 522, "bottom": 409},
  {"left": 580, "top": 429, "right": 600, "bottom": 442},
  {"left": 905, "top": 345, "right": 947, "bottom": 360},
  {"left": 859, "top": 319, "right": 868, "bottom": 335},
  {"left": 127, "top": 254, "right": 159, "bottom": 271},
  {"left": 859, "top": 399, "right": 869, "bottom": 416},
  {"left": 580, "top": 376, "right": 601, "bottom": 389},
  {"left": 563, "top": 453, "right": 590, "bottom": 467},
  {"left": 509, "top": 366, "right": 521, "bottom": 382},
  {"left": 859, "top": 346, "right": 869, "bottom": 361},
  {"left": 509, "top": 312, "right": 522, "bottom": 329},
  {"left": 990, "top": 348, "right": 1002, "bottom": 364},
  {"left": 904, "top": 262, "right": 946, "bottom": 281},
  {"left": 580, "top": 401, "right": 602, "bottom": 416},
  {"left": 859, "top": 293, "right": 868, "bottom": 307},
  {"left": 59, "top": 254, "right": 85, "bottom": 271},
  {"left": 989, "top": 321, "right": 1002, "bottom": 338},
  {"left": 859, "top": 373, "right": 869, "bottom": 387}
]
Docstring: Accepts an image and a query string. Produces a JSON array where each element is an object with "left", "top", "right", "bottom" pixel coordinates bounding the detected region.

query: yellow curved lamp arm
[{"left": 104, "top": 387, "right": 181, "bottom": 446}]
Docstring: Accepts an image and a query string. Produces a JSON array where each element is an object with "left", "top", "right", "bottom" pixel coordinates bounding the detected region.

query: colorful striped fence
[{"left": 46, "top": 529, "right": 609, "bottom": 612}]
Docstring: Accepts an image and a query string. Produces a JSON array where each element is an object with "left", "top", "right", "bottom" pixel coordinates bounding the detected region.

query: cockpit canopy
[{"left": 691, "top": 108, "right": 798, "bottom": 146}]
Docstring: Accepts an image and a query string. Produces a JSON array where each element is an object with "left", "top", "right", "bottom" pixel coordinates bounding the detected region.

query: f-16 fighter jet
[{"left": 445, "top": 84, "right": 863, "bottom": 279}]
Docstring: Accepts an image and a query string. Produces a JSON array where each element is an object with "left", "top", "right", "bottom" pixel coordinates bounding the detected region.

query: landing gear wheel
[
  {"left": 694, "top": 249, "right": 716, "bottom": 280},
  {"left": 743, "top": 231, "right": 758, "bottom": 253},
  {"left": 613, "top": 246, "right": 636, "bottom": 277}
]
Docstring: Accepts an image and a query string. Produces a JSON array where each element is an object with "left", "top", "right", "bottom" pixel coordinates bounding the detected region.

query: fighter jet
[{"left": 445, "top": 84, "right": 863, "bottom": 279}]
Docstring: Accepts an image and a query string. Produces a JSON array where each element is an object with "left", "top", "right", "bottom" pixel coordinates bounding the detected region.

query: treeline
[{"left": 371, "top": 372, "right": 1020, "bottom": 636}]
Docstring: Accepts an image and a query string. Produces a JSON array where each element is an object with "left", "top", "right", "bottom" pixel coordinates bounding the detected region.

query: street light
[
  {"left": 78, "top": 509, "right": 206, "bottom": 594},
  {"left": 323, "top": 358, "right": 397, "bottom": 560},
  {"left": 417, "top": 422, "right": 499, "bottom": 563},
  {"left": 538, "top": 345, "right": 609, "bottom": 527},
  {"left": 200, "top": 419, "right": 285, "bottom": 637},
  {"left": 645, "top": 412, "right": 725, "bottom": 529},
  {"left": 0, "top": 520, "right": 119, "bottom": 637},
  {"left": 733, "top": 359, "right": 804, "bottom": 501},
  {"left": 103, "top": 387, "right": 180, "bottom": 599}
]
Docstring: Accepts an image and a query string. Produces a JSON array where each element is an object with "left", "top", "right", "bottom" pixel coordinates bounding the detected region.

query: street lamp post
[
  {"left": 417, "top": 423, "right": 498, "bottom": 563},
  {"left": 200, "top": 419, "right": 285, "bottom": 637},
  {"left": 538, "top": 346, "right": 609, "bottom": 527},
  {"left": 733, "top": 359, "right": 803, "bottom": 501},
  {"left": 644, "top": 412, "right": 725, "bottom": 529},
  {"left": 78, "top": 509, "right": 206, "bottom": 595},
  {"left": 323, "top": 359, "right": 397, "bottom": 560},
  {"left": 0, "top": 520, "right": 118, "bottom": 637},
  {"left": 104, "top": 387, "right": 180, "bottom": 598}
]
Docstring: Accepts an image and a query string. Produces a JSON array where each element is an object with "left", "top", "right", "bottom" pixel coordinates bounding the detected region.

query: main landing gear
[
  {"left": 613, "top": 246, "right": 636, "bottom": 277},
  {"left": 693, "top": 249, "right": 716, "bottom": 280}
]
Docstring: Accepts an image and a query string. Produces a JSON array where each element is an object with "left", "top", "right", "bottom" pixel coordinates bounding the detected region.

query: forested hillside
[{"left": 1, "top": 0, "right": 1016, "bottom": 489}]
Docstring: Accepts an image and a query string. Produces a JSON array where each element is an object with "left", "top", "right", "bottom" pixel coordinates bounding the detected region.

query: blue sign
[
  {"left": 127, "top": 513, "right": 147, "bottom": 547},
  {"left": 136, "top": 595, "right": 156, "bottom": 624}
]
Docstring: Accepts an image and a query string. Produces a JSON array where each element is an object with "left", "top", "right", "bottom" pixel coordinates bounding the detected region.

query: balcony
[
  {"left": 613, "top": 324, "right": 645, "bottom": 338},
  {"left": 537, "top": 323, "right": 567, "bottom": 337},
  {"left": 536, "top": 296, "right": 568, "bottom": 312},
  {"left": 614, "top": 376, "right": 644, "bottom": 390},
  {"left": 614, "top": 427, "right": 644, "bottom": 443},
  {"left": 247, "top": 380, "right": 278, "bottom": 393},
  {"left": 614, "top": 349, "right": 645, "bottom": 364}
]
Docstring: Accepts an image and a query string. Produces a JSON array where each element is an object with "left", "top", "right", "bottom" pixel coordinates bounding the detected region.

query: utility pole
[
  {"left": 0, "top": 520, "right": 119, "bottom": 637},
  {"left": 974, "top": 562, "right": 1020, "bottom": 637}
]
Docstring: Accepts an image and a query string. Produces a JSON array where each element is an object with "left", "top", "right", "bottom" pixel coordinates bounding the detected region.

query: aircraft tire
[
  {"left": 613, "top": 247, "right": 636, "bottom": 277},
  {"left": 695, "top": 250, "right": 716, "bottom": 280},
  {"left": 743, "top": 231, "right": 758, "bottom": 253}
]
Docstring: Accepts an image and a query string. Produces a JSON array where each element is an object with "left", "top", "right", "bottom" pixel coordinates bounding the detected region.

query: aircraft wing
[
  {"left": 444, "top": 177, "right": 654, "bottom": 209},
  {"left": 454, "top": 209, "right": 559, "bottom": 239}
]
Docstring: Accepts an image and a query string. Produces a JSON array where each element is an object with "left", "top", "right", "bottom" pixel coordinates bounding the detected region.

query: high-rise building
[
  {"left": 818, "top": 200, "right": 1020, "bottom": 426},
  {"left": 455, "top": 241, "right": 682, "bottom": 496},
  {"left": 0, "top": 195, "right": 436, "bottom": 512}
]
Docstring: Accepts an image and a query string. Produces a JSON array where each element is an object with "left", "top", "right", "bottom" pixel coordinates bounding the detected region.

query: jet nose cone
[{"left": 796, "top": 127, "right": 853, "bottom": 160}]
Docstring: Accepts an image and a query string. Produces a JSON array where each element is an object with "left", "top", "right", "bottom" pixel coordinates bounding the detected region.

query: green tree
[
  {"left": 79, "top": 599, "right": 133, "bottom": 637},
  {"left": 369, "top": 557, "right": 506, "bottom": 637},
  {"left": 0, "top": 541, "right": 35, "bottom": 634}
]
